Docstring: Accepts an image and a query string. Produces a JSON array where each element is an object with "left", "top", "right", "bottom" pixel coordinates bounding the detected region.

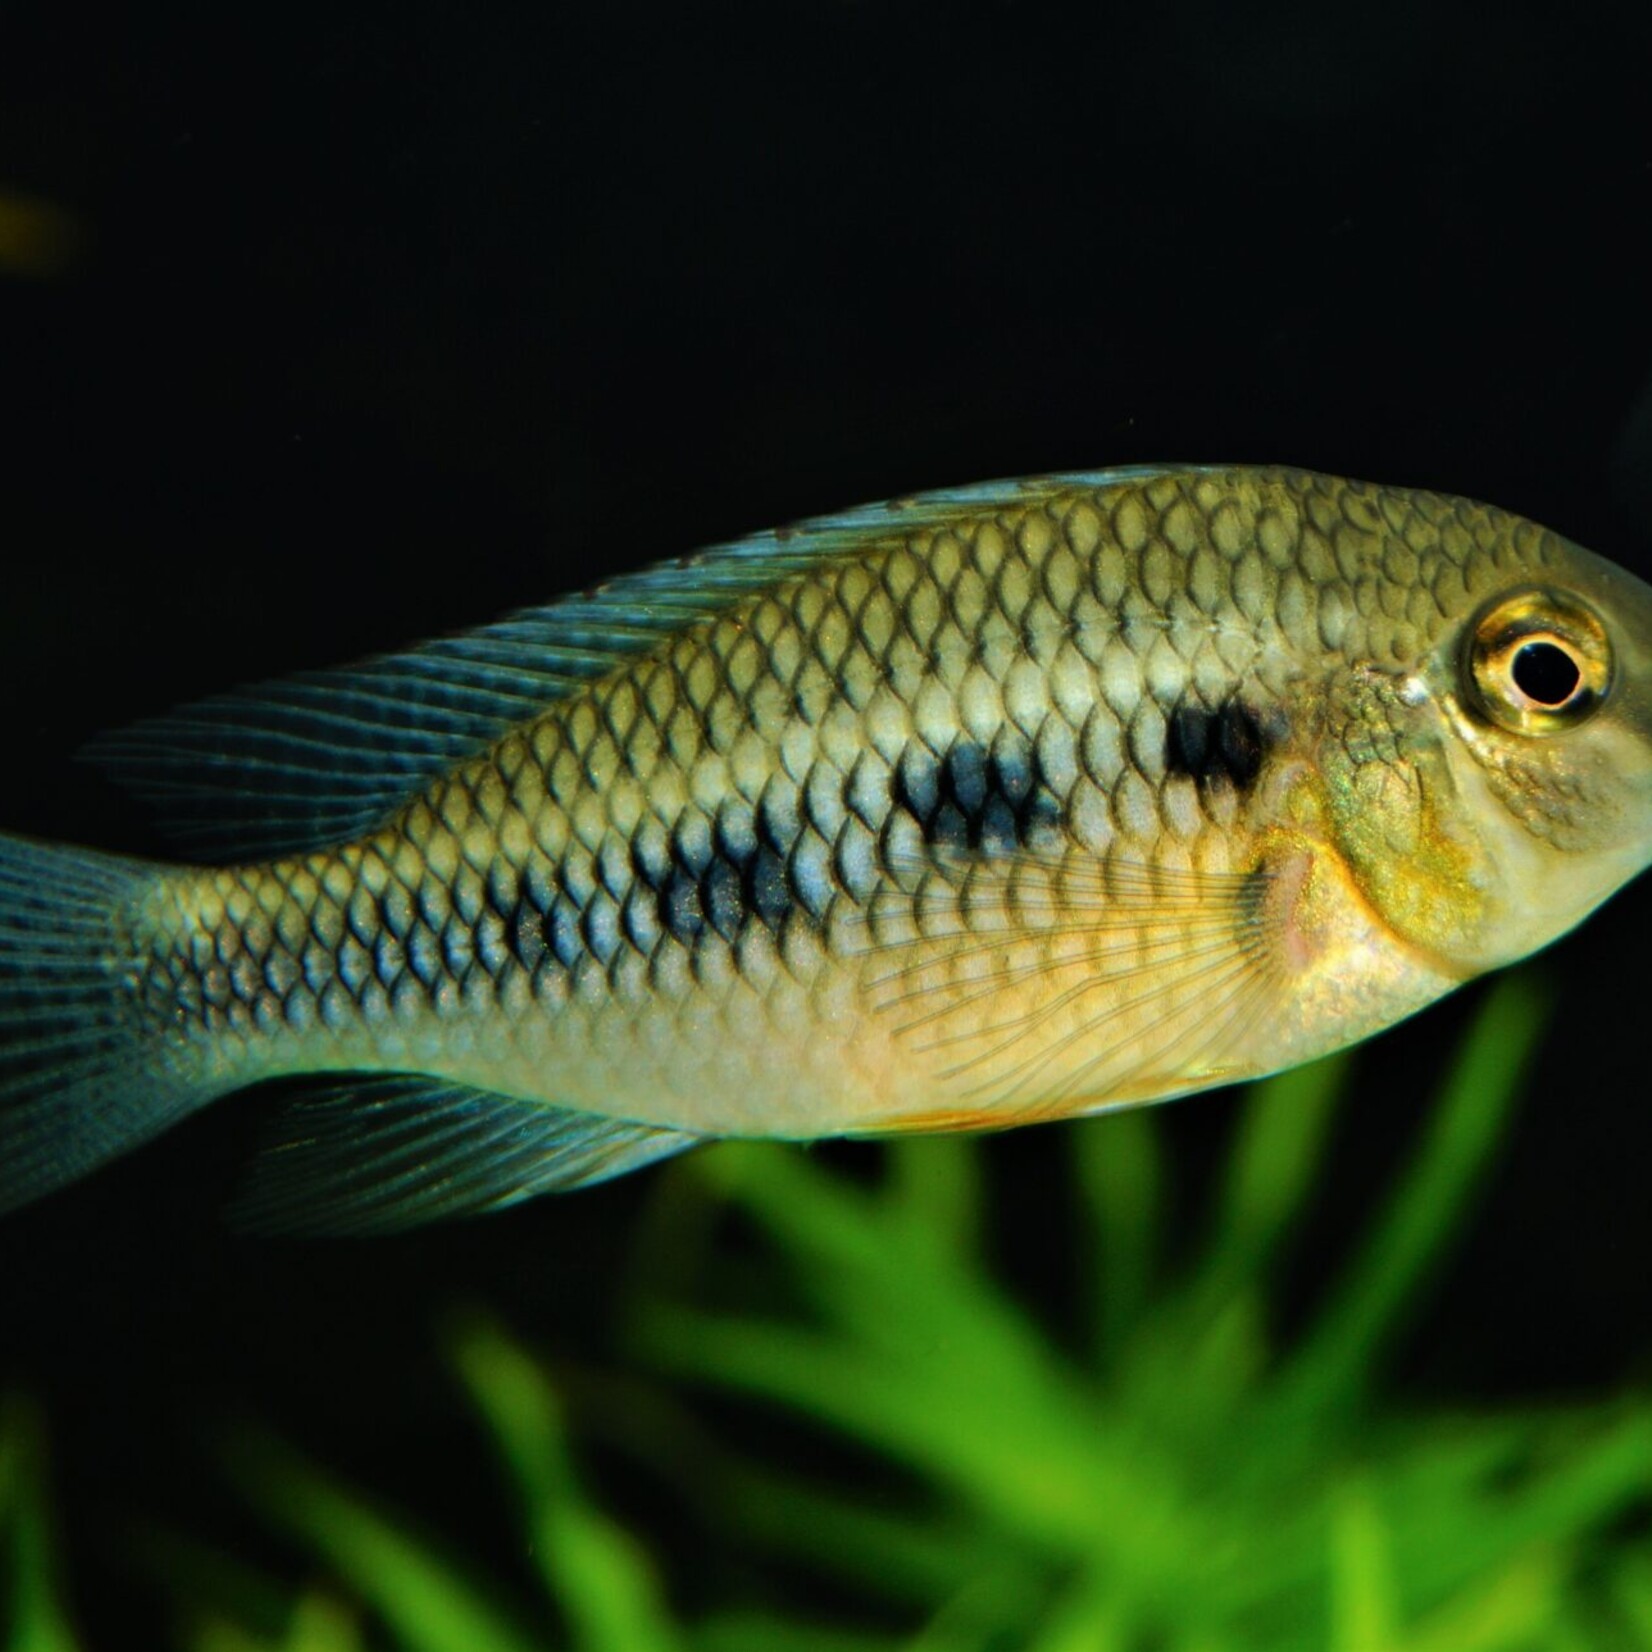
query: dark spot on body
[
  {"left": 947, "top": 743, "right": 987, "bottom": 814},
  {"left": 1166, "top": 700, "right": 1270, "bottom": 790},
  {"left": 702, "top": 858, "right": 744, "bottom": 941},
  {"left": 1166, "top": 705, "right": 1210, "bottom": 775},
  {"left": 1217, "top": 702, "right": 1264, "bottom": 786},
  {"left": 579, "top": 804, "right": 801, "bottom": 950},
  {"left": 893, "top": 737, "right": 1061, "bottom": 852},
  {"left": 744, "top": 844, "right": 791, "bottom": 927},
  {"left": 661, "top": 873, "right": 705, "bottom": 940}
]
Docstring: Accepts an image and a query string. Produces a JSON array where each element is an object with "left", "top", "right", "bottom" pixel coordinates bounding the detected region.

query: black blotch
[
  {"left": 525, "top": 805, "right": 809, "bottom": 968},
  {"left": 1166, "top": 705, "right": 1209, "bottom": 775},
  {"left": 1217, "top": 702, "right": 1264, "bottom": 787},
  {"left": 947, "top": 743, "right": 987, "bottom": 814},
  {"left": 894, "top": 737, "right": 1060, "bottom": 853},
  {"left": 489, "top": 862, "right": 548, "bottom": 972},
  {"left": 745, "top": 844, "right": 791, "bottom": 928},
  {"left": 1166, "top": 700, "right": 1270, "bottom": 790},
  {"left": 662, "top": 873, "right": 705, "bottom": 941},
  {"left": 703, "top": 858, "right": 743, "bottom": 941},
  {"left": 931, "top": 801, "right": 968, "bottom": 851},
  {"left": 624, "top": 807, "right": 798, "bottom": 947},
  {"left": 988, "top": 743, "right": 1034, "bottom": 807}
]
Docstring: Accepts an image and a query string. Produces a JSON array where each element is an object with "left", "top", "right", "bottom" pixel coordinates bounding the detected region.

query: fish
[{"left": 2, "top": 464, "right": 1650, "bottom": 1233}]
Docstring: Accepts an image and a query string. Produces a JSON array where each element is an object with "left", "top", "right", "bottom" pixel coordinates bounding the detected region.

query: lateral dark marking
[
  {"left": 1166, "top": 700, "right": 1270, "bottom": 790},
  {"left": 1218, "top": 702, "right": 1264, "bottom": 787},
  {"left": 893, "top": 737, "right": 1061, "bottom": 854},
  {"left": 703, "top": 858, "right": 744, "bottom": 942},
  {"left": 1166, "top": 705, "right": 1210, "bottom": 777},
  {"left": 661, "top": 872, "right": 705, "bottom": 941},
  {"left": 596, "top": 802, "right": 802, "bottom": 948},
  {"left": 744, "top": 844, "right": 791, "bottom": 928},
  {"left": 947, "top": 743, "right": 987, "bottom": 814}
]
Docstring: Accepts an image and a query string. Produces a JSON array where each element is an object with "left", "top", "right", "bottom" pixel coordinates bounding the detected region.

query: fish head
[
  {"left": 1321, "top": 508, "right": 1652, "bottom": 977},
  {"left": 1434, "top": 537, "right": 1652, "bottom": 968}
]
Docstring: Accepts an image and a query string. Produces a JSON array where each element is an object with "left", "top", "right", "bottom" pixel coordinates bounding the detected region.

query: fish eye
[
  {"left": 1464, "top": 588, "right": 1611, "bottom": 735},
  {"left": 1509, "top": 638, "right": 1582, "bottom": 706}
]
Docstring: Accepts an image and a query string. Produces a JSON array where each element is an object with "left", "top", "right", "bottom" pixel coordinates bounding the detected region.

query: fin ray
[
  {"left": 853, "top": 842, "right": 1286, "bottom": 1124},
  {"left": 0, "top": 832, "right": 216, "bottom": 1213},
  {"left": 88, "top": 466, "right": 1212, "bottom": 860},
  {"left": 231, "top": 1075, "right": 703, "bottom": 1235}
]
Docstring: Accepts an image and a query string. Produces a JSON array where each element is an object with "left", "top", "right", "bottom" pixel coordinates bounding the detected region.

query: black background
[{"left": 2, "top": 2, "right": 1652, "bottom": 1640}]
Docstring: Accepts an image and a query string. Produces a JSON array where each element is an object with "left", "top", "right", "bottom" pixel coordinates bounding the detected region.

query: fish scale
[
  {"left": 3, "top": 464, "right": 1650, "bottom": 1231},
  {"left": 146, "top": 472, "right": 1504, "bottom": 1089}
]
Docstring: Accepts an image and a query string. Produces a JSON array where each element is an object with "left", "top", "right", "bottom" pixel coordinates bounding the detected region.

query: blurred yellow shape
[{"left": 0, "top": 189, "right": 81, "bottom": 276}]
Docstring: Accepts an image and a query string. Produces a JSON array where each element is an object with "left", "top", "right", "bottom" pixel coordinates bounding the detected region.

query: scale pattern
[{"left": 131, "top": 467, "right": 1564, "bottom": 1125}]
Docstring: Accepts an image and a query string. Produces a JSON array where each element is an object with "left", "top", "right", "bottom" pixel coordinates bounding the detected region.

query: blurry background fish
[{"left": 2, "top": 1, "right": 1652, "bottom": 1647}]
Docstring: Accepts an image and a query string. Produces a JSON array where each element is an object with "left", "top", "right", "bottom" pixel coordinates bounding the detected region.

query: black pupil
[{"left": 1511, "top": 640, "right": 1582, "bottom": 706}]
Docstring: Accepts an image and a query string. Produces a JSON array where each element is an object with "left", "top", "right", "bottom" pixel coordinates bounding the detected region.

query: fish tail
[{"left": 0, "top": 832, "right": 211, "bottom": 1214}]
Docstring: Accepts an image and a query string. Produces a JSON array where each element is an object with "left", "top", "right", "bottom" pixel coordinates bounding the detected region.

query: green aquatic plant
[
  {"left": 10, "top": 973, "right": 1652, "bottom": 1650},
  {"left": 0, "top": 1397, "right": 79, "bottom": 1652},
  {"left": 625, "top": 972, "right": 1652, "bottom": 1650},
  {"left": 128, "top": 1340, "right": 684, "bottom": 1652}
]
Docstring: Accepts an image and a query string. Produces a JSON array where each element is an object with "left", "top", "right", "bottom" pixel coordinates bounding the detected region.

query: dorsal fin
[{"left": 87, "top": 466, "right": 1206, "bottom": 861}]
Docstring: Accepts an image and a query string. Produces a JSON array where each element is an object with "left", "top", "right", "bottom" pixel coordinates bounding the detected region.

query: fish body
[{"left": 4, "top": 465, "right": 1650, "bottom": 1230}]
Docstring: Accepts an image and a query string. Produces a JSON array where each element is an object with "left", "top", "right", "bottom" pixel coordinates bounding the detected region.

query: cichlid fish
[{"left": 3, "top": 465, "right": 1650, "bottom": 1232}]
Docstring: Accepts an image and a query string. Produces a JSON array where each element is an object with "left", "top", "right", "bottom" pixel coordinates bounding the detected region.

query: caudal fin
[{"left": 0, "top": 832, "right": 203, "bottom": 1213}]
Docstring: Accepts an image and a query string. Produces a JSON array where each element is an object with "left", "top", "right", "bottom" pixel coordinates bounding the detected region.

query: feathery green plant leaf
[
  {"left": 222, "top": 1432, "right": 541, "bottom": 1652},
  {"left": 1073, "top": 1107, "right": 1164, "bottom": 1365},
  {"left": 1278, "top": 974, "right": 1550, "bottom": 1416},
  {"left": 449, "top": 1312, "right": 683, "bottom": 1652},
  {"left": 0, "top": 1396, "right": 80, "bottom": 1652}
]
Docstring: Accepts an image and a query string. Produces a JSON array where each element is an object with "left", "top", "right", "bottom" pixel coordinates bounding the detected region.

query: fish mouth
[{"left": 1578, "top": 544, "right": 1652, "bottom": 832}]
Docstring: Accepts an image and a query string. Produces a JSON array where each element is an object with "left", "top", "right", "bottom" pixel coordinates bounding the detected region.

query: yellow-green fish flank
[{"left": 4, "top": 465, "right": 1650, "bottom": 1230}]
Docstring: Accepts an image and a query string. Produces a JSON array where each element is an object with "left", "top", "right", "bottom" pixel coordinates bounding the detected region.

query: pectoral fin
[{"left": 852, "top": 846, "right": 1290, "bottom": 1125}]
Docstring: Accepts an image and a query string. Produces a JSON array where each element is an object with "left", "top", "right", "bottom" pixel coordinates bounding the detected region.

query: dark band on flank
[
  {"left": 892, "top": 738, "right": 1062, "bottom": 853},
  {"left": 1165, "top": 700, "right": 1269, "bottom": 790},
  {"left": 624, "top": 806, "right": 797, "bottom": 947},
  {"left": 340, "top": 730, "right": 1083, "bottom": 994}
]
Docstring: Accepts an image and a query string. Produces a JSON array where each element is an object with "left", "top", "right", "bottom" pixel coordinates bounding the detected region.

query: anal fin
[{"left": 231, "top": 1076, "right": 701, "bottom": 1235}]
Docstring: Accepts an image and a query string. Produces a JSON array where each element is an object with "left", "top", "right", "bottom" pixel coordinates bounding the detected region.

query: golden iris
[{"left": 1465, "top": 587, "right": 1612, "bottom": 735}]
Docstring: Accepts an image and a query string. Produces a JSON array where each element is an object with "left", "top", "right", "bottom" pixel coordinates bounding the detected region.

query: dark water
[{"left": 2, "top": 2, "right": 1652, "bottom": 1641}]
